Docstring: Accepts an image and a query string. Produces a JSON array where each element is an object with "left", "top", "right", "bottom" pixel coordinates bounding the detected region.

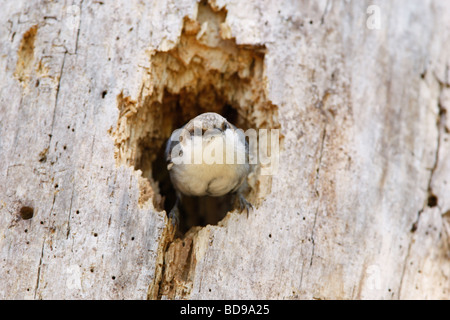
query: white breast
[{"left": 169, "top": 129, "right": 249, "bottom": 197}]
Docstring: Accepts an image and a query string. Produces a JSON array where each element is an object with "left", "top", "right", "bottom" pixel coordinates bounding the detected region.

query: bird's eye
[
  {"left": 179, "top": 150, "right": 183, "bottom": 157},
  {"left": 221, "top": 122, "right": 229, "bottom": 131}
]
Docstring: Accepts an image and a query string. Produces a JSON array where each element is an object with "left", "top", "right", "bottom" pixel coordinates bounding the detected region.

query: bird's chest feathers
[
  {"left": 175, "top": 162, "right": 242, "bottom": 196},
  {"left": 171, "top": 135, "right": 246, "bottom": 196}
]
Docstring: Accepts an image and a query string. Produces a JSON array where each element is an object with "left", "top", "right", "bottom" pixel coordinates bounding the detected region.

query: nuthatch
[{"left": 165, "top": 112, "right": 252, "bottom": 225}]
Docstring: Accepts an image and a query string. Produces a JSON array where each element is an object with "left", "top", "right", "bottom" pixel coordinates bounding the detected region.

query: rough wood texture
[{"left": 1, "top": 0, "right": 449, "bottom": 299}]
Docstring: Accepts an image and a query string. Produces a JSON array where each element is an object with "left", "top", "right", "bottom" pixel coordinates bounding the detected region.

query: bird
[{"left": 165, "top": 112, "right": 253, "bottom": 226}]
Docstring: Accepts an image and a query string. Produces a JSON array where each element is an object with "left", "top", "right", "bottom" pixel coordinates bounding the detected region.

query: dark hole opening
[
  {"left": 19, "top": 206, "right": 34, "bottom": 220},
  {"left": 112, "top": 1, "right": 281, "bottom": 240},
  {"left": 136, "top": 89, "right": 243, "bottom": 235},
  {"left": 427, "top": 194, "right": 438, "bottom": 208}
]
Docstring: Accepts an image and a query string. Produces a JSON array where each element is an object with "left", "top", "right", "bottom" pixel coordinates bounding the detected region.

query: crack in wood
[
  {"left": 48, "top": 51, "right": 67, "bottom": 149},
  {"left": 33, "top": 238, "right": 46, "bottom": 299},
  {"left": 66, "top": 187, "right": 75, "bottom": 239},
  {"left": 398, "top": 71, "right": 448, "bottom": 296},
  {"left": 309, "top": 125, "right": 327, "bottom": 267}
]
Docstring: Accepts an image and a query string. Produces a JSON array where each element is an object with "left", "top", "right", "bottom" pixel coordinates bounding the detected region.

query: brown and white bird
[{"left": 165, "top": 112, "right": 252, "bottom": 225}]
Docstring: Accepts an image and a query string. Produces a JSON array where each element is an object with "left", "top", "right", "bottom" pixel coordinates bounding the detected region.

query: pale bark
[{"left": 0, "top": 0, "right": 449, "bottom": 300}]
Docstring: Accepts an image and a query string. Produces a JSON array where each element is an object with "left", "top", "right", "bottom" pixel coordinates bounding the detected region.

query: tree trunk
[{"left": 1, "top": 0, "right": 449, "bottom": 300}]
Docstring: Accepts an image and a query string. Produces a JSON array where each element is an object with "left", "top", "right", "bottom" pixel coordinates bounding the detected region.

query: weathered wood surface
[{"left": 0, "top": 0, "right": 449, "bottom": 299}]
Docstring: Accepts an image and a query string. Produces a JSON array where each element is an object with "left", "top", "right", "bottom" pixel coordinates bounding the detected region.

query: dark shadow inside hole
[{"left": 137, "top": 90, "right": 242, "bottom": 235}]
